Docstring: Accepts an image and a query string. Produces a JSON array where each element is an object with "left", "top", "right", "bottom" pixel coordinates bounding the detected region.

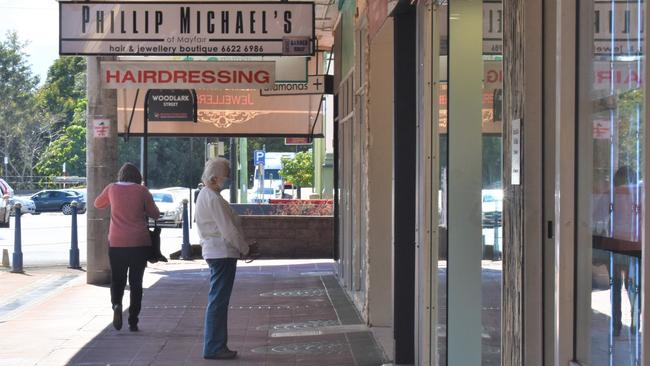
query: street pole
[
  {"left": 229, "top": 138, "right": 237, "bottom": 203},
  {"left": 86, "top": 56, "right": 118, "bottom": 285},
  {"left": 239, "top": 138, "right": 248, "bottom": 203},
  {"left": 142, "top": 91, "right": 149, "bottom": 186},
  {"left": 188, "top": 137, "right": 193, "bottom": 228}
]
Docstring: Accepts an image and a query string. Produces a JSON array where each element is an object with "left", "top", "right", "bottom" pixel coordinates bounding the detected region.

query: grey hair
[{"left": 201, "top": 158, "right": 230, "bottom": 185}]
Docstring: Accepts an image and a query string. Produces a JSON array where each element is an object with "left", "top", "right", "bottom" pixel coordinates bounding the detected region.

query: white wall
[{"left": 366, "top": 18, "right": 394, "bottom": 327}]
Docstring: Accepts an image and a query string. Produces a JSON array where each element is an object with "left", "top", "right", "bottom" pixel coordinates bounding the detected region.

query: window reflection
[
  {"left": 586, "top": 1, "right": 643, "bottom": 364},
  {"left": 437, "top": 1, "right": 503, "bottom": 365}
]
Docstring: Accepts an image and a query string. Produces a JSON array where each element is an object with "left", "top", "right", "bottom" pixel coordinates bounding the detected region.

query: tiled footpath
[{"left": 0, "top": 260, "right": 389, "bottom": 366}]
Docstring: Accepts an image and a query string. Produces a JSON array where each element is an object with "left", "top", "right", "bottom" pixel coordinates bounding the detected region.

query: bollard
[
  {"left": 493, "top": 214, "right": 500, "bottom": 261},
  {"left": 180, "top": 199, "right": 191, "bottom": 260},
  {"left": 69, "top": 201, "right": 81, "bottom": 269},
  {"left": 2, "top": 248, "right": 9, "bottom": 267},
  {"left": 11, "top": 202, "right": 23, "bottom": 273}
]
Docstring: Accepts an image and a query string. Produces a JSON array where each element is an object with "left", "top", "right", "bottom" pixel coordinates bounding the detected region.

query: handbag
[{"left": 148, "top": 221, "right": 168, "bottom": 263}]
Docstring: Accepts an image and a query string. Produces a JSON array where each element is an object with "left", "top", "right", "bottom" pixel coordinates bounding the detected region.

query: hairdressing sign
[
  {"left": 59, "top": 1, "right": 315, "bottom": 56},
  {"left": 101, "top": 61, "right": 275, "bottom": 89}
]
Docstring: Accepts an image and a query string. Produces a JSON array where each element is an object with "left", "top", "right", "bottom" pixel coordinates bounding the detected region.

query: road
[{"left": 0, "top": 213, "right": 201, "bottom": 267}]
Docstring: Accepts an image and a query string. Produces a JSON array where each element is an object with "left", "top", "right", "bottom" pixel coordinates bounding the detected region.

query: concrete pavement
[{"left": 0, "top": 260, "right": 389, "bottom": 366}]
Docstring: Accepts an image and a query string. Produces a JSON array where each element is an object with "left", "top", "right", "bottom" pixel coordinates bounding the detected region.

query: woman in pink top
[{"left": 94, "top": 163, "right": 160, "bottom": 332}]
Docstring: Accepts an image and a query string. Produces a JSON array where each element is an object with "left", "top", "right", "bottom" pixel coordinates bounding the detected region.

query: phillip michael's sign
[{"left": 59, "top": 1, "right": 315, "bottom": 56}]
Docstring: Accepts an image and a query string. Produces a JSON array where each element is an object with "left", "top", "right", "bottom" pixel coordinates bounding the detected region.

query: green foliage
[
  {"left": 37, "top": 57, "right": 86, "bottom": 126},
  {"left": 482, "top": 135, "right": 502, "bottom": 188},
  {"left": 279, "top": 151, "right": 313, "bottom": 189},
  {"left": 245, "top": 137, "right": 311, "bottom": 186},
  {"left": 0, "top": 31, "right": 50, "bottom": 183},
  {"left": 34, "top": 124, "right": 86, "bottom": 178},
  {"left": 615, "top": 89, "right": 644, "bottom": 176},
  {"left": 31, "top": 59, "right": 87, "bottom": 183},
  {"left": 118, "top": 136, "right": 206, "bottom": 189}
]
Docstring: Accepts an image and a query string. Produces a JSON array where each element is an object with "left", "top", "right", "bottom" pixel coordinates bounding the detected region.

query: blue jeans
[{"left": 203, "top": 258, "right": 237, "bottom": 357}]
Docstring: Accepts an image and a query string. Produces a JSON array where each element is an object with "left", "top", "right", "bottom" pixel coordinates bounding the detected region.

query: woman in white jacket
[{"left": 195, "top": 158, "right": 257, "bottom": 360}]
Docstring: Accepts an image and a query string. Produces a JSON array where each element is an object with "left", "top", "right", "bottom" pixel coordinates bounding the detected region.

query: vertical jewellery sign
[
  {"left": 59, "top": 1, "right": 315, "bottom": 56},
  {"left": 511, "top": 118, "right": 521, "bottom": 185}
]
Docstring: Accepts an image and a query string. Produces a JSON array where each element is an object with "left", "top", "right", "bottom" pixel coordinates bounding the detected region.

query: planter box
[{"left": 240, "top": 215, "right": 334, "bottom": 259}]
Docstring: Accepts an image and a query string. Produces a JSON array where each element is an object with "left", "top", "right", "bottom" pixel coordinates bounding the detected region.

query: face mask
[{"left": 221, "top": 178, "right": 231, "bottom": 189}]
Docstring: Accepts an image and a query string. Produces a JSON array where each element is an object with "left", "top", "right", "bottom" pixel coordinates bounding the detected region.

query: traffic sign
[{"left": 254, "top": 150, "right": 266, "bottom": 165}]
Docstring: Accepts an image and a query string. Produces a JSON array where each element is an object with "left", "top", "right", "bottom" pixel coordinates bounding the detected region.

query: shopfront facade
[{"left": 333, "top": 0, "right": 649, "bottom": 365}]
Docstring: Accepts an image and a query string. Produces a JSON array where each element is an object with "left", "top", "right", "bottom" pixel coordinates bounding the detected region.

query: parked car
[
  {"left": 0, "top": 194, "right": 9, "bottom": 228},
  {"left": 0, "top": 178, "right": 14, "bottom": 197},
  {"left": 9, "top": 196, "right": 36, "bottom": 215},
  {"left": 30, "top": 189, "right": 87, "bottom": 215},
  {"left": 248, "top": 187, "right": 277, "bottom": 203},
  {"left": 64, "top": 188, "right": 87, "bottom": 201},
  {"left": 481, "top": 189, "right": 503, "bottom": 228},
  {"left": 150, "top": 189, "right": 183, "bottom": 227}
]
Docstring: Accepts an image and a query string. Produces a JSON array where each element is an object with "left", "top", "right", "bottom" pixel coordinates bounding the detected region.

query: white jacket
[{"left": 195, "top": 187, "right": 249, "bottom": 259}]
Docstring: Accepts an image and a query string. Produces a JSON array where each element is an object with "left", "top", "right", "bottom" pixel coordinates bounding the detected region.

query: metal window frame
[
  {"left": 415, "top": 1, "right": 438, "bottom": 365},
  {"left": 553, "top": 0, "right": 578, "bottom": 364},
  {"left": 556, "top": 0, "right": 650, "bottom": 364}
]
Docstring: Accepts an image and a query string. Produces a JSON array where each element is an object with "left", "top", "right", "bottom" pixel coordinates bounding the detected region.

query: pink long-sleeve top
[{"left": 94, "top": 182, "right": 161, "bottom": 247}]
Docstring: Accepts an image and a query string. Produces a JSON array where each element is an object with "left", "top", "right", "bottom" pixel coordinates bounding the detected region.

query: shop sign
[
  {"left": 101, "top": 61, "right": 274, "bottom": 89},
  {"left": 60, "top": 1, "right": 315, "bottom": 56},
  {"left": 439, "top": 0, "right": 643, "bottom": 56},
  {"left": 282, "top": 37, "right": 312, "bottom": 56},
  {"left": 146, "top": 89, "right": 197, "bottom": 122},
  {"left": 593, "top": 61, "right": 643, "bottom": 93},
  {"left": 483, "top": 1, "right": 503, "bottom": 55},
  {"left": 594, "top": 1, "right": 643, "bottom": 56},
  {"left": 369, "top": 0, "right": 388, "bottom": 39},
  {"left": 260, "top": 75, "right": 331, "bottom": 96},
  {"left": 285, "top": 137, "right": 311, "bottom": 145},
  {"left": 118, "top": 88, "right": 323, "bottom": 136},
  {"left": 485, "top": 59, "right": 644, "bottom": 94}
]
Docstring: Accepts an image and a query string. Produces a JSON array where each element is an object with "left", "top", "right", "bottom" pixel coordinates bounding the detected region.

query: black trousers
[{"left": 109, "top": 246, "right": 149, "bottom": 326}]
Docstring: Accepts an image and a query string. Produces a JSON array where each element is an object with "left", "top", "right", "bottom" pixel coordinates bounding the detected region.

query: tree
[
  {"left": 37, "top": 56, "right": 86, "bottom": 127},
  {"left": 118, "top": 136, "right": 206, "bottom": 189},
  {"left": 245, "top": 137, "right": 311, "bottom": 187},
  {"left": 35, "top": 100, "right": 87, "bottom": 179},
  {"left": 279, "top": 151, "right": 313, "bottom": 199},
  {"left": 0, "top": 31, "right": 44, "bottom": 183},
  {"left": 33, "top": 58, "right": 87, "bottom": 184}
]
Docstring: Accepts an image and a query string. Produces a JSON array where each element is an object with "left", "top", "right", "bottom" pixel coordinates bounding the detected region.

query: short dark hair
[
  {"left": 614, "top": 165, "right": 636, "bottom": 187},
  {"left": 117, "top": 163, "right": 142, "bottom": 184}
]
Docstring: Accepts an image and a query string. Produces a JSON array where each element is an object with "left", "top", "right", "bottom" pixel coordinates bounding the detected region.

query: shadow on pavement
[{"left": 65, "top": 262, "right": 387, "bottom": 366}]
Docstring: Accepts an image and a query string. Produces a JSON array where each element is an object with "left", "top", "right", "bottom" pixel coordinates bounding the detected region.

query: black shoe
[
  {"left": 204, "top": 348, "right": 237, "bottom": 360},
  {"left": 129, "top": 324, "right": 139, "bottom": 332},
  {"left": 112, "top": 304, "right": 123, "bottom": 330}
]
